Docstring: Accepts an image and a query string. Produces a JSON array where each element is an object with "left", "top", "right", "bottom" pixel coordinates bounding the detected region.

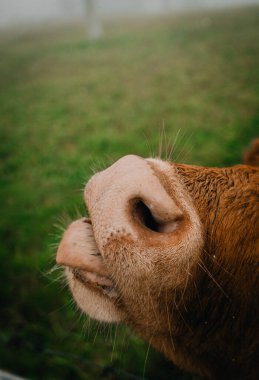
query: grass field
[{"left": 0, "top": 5, "right": 258, "bottom": 379}]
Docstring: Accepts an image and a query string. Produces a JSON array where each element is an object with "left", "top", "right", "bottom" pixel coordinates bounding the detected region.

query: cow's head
[{"left": 56, "top": 145, "right": 258, "bottom": 379}]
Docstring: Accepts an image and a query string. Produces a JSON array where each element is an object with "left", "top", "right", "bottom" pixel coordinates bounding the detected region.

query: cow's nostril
[
  {"left": 133, "top": 200, "right": 182, "bottom": 234},
  {"left": 133, "top": 200, "right": 159, "bottom": 232}
]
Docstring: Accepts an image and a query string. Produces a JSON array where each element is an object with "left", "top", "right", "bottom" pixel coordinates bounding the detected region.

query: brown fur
[
  {"left": 243, "top": 138, "right": 259, "bottom": 166},
  {"left": 165, "top": 163, "right": 259, "bottom": 379},
  {"left": 57, "top": 142, "right": 259, "bottom": 380}
]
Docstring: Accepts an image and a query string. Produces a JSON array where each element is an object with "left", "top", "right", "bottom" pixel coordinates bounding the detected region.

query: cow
[{"left": 57, "top": 139, "right": 259, "bottom": 379}]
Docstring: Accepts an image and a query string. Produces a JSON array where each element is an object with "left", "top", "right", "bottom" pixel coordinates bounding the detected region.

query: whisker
[
  {"left": 145, "top": 281, "right": 161, "bottom": 330},
  {"left": 179, "top": 258, "right": 191, "bottom": 311},
  {"left": 193, "top": 280, "right": 203, "bottom": 310},
  {"left": 165, "top": 135, "right": 173, "bottom": 162},
  {"left": 174, "top": 131, "right": 194, "bottom": 163},
  {"left": 93, "top": 320, "right": 102, "bottom": 344},
  {"left": 168, "top": 128, "right": 182, "bottom": 162},
  {"left": 143, "top": 131, "right": 154, "bottom": 158},
  {"left": 142, "top": 340, "right": 151, "bottom": 379},
  {"left": 158, "top": 124, "right": 163, "bottom": 159},
  {"left": 174, "top": 294, "right": 193, "bottom": 333},
  {"left": 110, "top": 323, "right": 119, "bottom": 362},
  {"left": 203, "top": 241, "right": 233, "bottom": 278},
  {"left": 165, "top": 288, "right": 175, "bottom": 351},
  {"left": 104, "top": 153, "right": 115, "bottom": 169},
  {"left": 197, "top": 260, "right": 229, "bottom": 299}
]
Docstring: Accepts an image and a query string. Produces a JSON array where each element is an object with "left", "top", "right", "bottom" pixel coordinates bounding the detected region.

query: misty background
[
  {"left": 1, "top": 0, "right": 259, "bottom": 27},
  {"left": 1, "top": 0, "right": 258, "bottom": 379}
]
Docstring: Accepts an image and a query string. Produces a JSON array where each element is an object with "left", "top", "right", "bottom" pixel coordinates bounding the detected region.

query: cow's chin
[{"left": 66, "top": 268, "right": 125, "bottom": 323}]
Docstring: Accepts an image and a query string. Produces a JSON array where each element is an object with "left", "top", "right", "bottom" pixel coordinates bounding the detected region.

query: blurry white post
[
  {"left": 162, "top": 0, "right": 172, "bottom": 12},
  {"left": 61, "top": 0, "right": 74, "bottom": 18},
  {"left": 84, "top": 0, "right": 103, "bottom": 40}
]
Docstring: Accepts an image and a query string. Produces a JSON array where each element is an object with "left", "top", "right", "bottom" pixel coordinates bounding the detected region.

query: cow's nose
[{"left": 84, "top": 155, "right": 183, "bottom": 244}]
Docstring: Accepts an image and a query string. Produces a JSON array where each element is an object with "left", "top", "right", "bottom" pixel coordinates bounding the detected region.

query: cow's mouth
[
  {"left": 71, "top": 267, "right": 118, "bottom": 298},
  {"left": 57, "top": 218, "right": 118, "bottom": 298}
]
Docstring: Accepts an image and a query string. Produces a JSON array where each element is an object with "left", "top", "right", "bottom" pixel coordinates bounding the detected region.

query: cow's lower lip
[{"left": 72, "top": 268, "right": 118, "bottom": 298}]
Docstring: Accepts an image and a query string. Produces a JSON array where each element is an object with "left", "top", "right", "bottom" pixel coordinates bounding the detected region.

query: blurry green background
[{"left": 0, "top": 4, "right": 258, "bottom": 380}]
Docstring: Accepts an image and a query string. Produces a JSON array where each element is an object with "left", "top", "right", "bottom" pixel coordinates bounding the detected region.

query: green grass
[{"left": 0, "top": 5, "right": 258, "bottom": 379}]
